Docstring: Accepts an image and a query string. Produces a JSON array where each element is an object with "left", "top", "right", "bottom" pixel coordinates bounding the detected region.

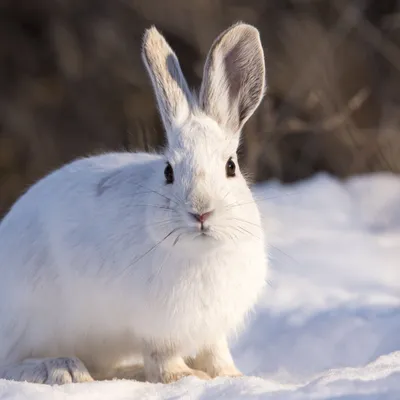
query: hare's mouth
[
  {"left": 193, "top": 229, "right": 219, "bottom": 242},
  {"left": 177, "top": 224, "right": 221, "bottom": 244}
]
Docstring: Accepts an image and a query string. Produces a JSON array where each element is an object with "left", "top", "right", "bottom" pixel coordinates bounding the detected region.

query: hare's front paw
[
  {"left": 186, "top": 338, "right": 243, "bottom": 379},
  {"left": 0, "top": 357, "right": 94, "bottom": 385},
  {"left": 143, "top": 348, "right": 210, "bottom": 384},
  {"left": 212, "top": 366, "right": 243, "bottom": 378},
  {"left": 187, "top": 356, "right": 242, "bottom": 378},
  {"left": 161, "top": 365, "right": 210, "bottom": 384}
]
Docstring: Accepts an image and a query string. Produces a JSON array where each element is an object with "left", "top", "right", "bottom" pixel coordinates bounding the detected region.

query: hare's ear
[
  {"left": 199, "top": 23, "right": 266, "bottom": 135},
  {"left": 142, "top": 27, "right": 192, "bottom": 138}
]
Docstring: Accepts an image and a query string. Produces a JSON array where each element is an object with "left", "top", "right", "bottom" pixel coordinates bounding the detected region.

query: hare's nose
[{"left": 189, "top": 211, "right": 214, "bottom": 223}]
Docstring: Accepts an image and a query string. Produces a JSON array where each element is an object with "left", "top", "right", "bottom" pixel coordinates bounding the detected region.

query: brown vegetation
[{"left": 1, "top": 0, "right": 399, "bottom": 217}]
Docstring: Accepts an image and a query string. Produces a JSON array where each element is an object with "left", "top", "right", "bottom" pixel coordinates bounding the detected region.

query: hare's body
[
  {"left": 0, "top": 22, "right": 268, "bottom": 384},
  {"left": 0, "top": 150, "right": 265, "bottom": 372}
]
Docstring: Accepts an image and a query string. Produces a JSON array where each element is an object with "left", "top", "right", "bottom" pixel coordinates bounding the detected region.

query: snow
[{"left": 0, "top": 172, "right": 399, "bottom": 399}]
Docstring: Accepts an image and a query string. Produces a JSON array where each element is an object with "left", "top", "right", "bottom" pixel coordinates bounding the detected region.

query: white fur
[{"left": 0, "top": 22, "right": 268, "bottom": 384}]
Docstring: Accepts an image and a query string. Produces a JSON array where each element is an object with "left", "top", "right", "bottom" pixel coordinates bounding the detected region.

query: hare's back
[
  {"left": 2, "top": 151, "right": 161, "bottom": 216},
  {"left": 0, "top": 151, "right": 162, "bottom": 269}
]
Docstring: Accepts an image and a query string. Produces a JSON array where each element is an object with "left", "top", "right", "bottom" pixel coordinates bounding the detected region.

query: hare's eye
[
  {"left": 164, "top": 162, "right": 174, "bottom": 184},
  {"left": 226, "top": 157, "right": 236, "bottom": 178}
]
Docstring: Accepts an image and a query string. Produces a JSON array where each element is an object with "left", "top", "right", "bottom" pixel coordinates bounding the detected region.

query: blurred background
[{"left": 1, "top": 0, "right": 400, "bottom": 218}]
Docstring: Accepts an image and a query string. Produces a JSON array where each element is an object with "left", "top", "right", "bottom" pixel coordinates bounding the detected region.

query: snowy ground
[{"left": 0, "top": 172, "right": 399, "bottom": 399}]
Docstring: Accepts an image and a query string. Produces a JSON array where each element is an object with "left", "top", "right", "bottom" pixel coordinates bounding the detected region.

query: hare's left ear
[
  {"left": 199, "top": 23, "right": 266, "bottom": 135},
  {"left": 142, "top": 27, "right": 193, "bottom": 140}
]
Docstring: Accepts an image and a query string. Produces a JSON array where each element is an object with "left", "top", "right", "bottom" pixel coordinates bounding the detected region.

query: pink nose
[{"left": 191, "top": 211, "right": 213, "bottom": 223}]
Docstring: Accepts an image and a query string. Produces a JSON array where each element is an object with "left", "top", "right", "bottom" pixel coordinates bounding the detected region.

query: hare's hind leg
[{"left": 0, "top": 357, "right": 94, "bottom": 384}]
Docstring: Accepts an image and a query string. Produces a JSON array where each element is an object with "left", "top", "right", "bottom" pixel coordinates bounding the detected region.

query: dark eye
[
  {"left": 164, "top": 162, "right": 174, "bottom": 184},
  {"left": 226, "top": 157, "right": 236, "bottom": 177}
]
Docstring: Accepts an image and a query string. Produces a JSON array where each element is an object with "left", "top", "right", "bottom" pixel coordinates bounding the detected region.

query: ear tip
[
  {"left": 142, "top": 25, "right": 166, "bottom": 53},
  {"left": 230, "top": 21, "right": 261, "bottom": 37},
  {"left": 217, "top": 21, "right": 262, "bottom": 51},
  {"left": 143, "top": 25, "right": 160, "bottom": 37}
]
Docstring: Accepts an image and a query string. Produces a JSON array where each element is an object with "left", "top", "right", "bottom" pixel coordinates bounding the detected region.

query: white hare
[{"left": 0, "top": 22, "right": 267, "bottom": 385}]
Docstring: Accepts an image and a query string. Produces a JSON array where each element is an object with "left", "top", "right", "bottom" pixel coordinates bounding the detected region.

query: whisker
[
  {"left": 127, "top": 218, "right": 181, "bottom": 231},
  {"left": 253, "top": 192, "right": 301, "bottom": 202},
  {"left": 227, "top": 217, "right": 260, "bottom": 229},
  {"left": 228, "top": 230, "right": 239, "bottom": 244},
  {"left": 225, "top": 192, "right": 301, "bottom": 211},
  {"left": 132, "top": 190, "right": 183, "bottom": 205},
  {"left": 169, "top": 189, "right": 186, "bottom": 206},
  {"left": 233, "top": 225, "right": 261, "bottom": 241},
  {"left": 268, "top": 244, "right": 303, "bottom": 268},
  {"left": 173, "top": 233, "right": 184, "bottom": 246},
  {"left": 121, "top": 227, "right": 182, "bottom": 276},
  {"left": 146, "top": 250, "right": 171, "bottom": 285},
  {"left": 127, "top": 204, "right": 177, "bottom": 212},
  {"left": 133, "top": 181, "right": 180, "bottom": 207},
  {"left": 222, "top": 190, "right": 230, "bottom": 202},
  {"left": 227, "top": 215, "right": 304, "bottom": 271}
]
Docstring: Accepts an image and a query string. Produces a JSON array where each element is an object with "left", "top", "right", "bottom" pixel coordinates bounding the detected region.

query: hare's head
[{"left": 142, "top": 23, "right": 266, "bottom": 247}]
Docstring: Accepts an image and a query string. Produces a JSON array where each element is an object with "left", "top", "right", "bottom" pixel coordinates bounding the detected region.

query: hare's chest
[{"left": 146, "top": 248, "right": 267, "bottom": 342}]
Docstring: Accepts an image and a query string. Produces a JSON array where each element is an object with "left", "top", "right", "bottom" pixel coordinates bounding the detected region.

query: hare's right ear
[
  {"left": 142, "top": 27, "right": 193, "bottom": 139},
  {"left": 199, "top": 23, "right": 266, "bottom": 135}
]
